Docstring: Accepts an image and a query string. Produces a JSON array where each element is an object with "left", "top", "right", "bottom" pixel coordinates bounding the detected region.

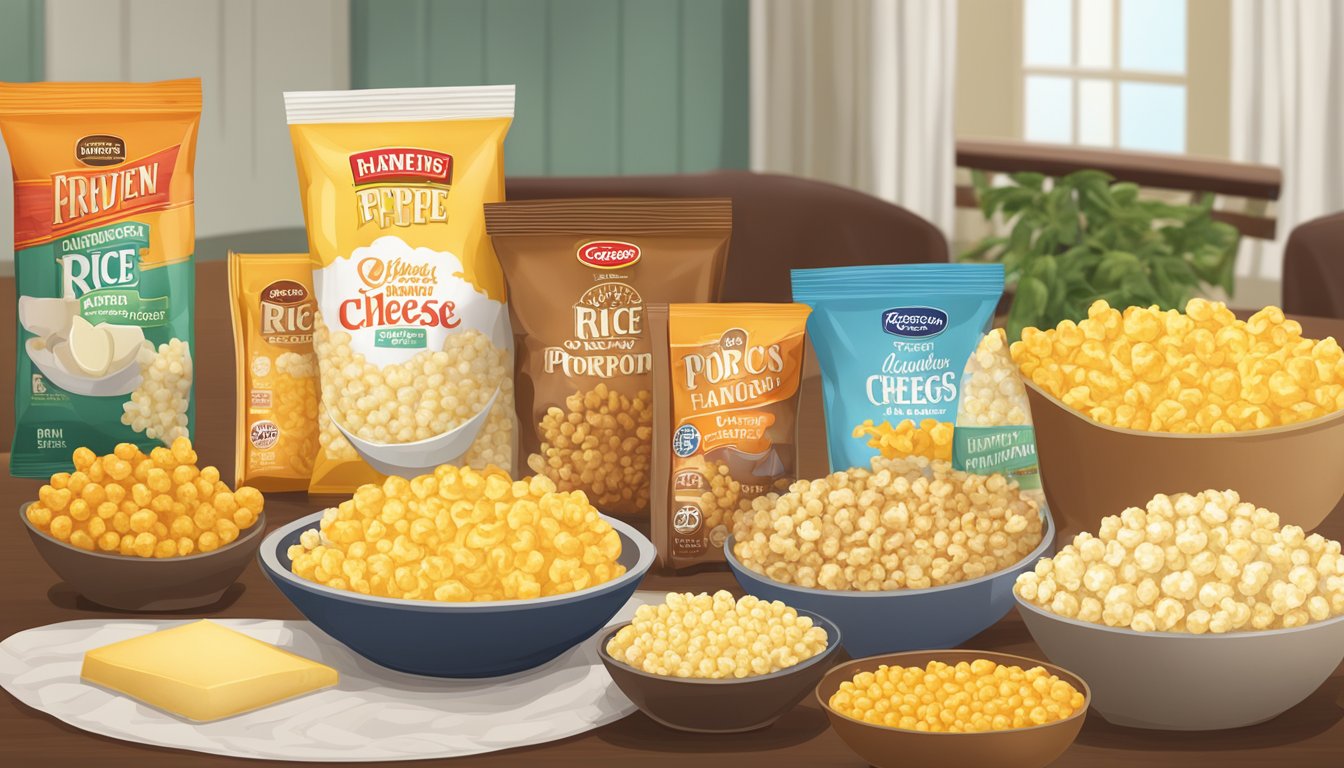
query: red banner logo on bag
[
  {"left": 577, "top": 240, "right": 641, "bottom": 269},
  {"left": 349, "top": 148, "right": 453, "bottom": 185}
]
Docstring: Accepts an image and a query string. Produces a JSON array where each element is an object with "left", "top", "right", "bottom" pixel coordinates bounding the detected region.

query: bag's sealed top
[
  {"left": 486, "top": 198, "right": 732, "bottom": 519},
  {"left": 792, "top": 263, "right": 1040, "bottom": 492},
  {"left": 284, "top": 84, "right": 517, "bottom": 492},
  {"left": 0, "top": 78, "right": 201, "bottom": 477},
  {"left": 649, "top": 302, "right": 811, "bottom": 570}
]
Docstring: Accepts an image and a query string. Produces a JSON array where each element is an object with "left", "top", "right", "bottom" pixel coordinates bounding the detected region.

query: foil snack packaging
[
  {"left": 0, "top": 79, "right": 201, "bottom": 477},
  {"left": 649, "top": 303, "right": 811, "bottom": 570},
  {"left": 485, "top": 198, "right": 732, "bottom": 519},
  {"left": 285, "top": 85, "right": 517, "bottom": 493},
  {"left": 792, "top": 264, "right": 1044, "bottom": 495},
  {"left": 229, "top": 252, "right": 319, "bottom": 492}
]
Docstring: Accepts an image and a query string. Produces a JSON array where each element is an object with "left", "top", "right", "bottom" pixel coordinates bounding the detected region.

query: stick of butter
[{"left": 81, "top": 620, "right": 338, "bottom": 722}]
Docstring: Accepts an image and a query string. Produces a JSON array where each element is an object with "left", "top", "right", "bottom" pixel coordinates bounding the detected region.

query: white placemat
[{"left": 0, "top": 591, "right": 661, "bottom": 762}]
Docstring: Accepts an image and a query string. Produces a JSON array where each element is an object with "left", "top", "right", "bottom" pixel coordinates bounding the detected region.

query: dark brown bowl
[
  {"left": 20, "top": 502, "right": 266, "bottom": 611},
  {"left": 597, "top": 612, "right": 843, "bottom": 733},
  {"left": 817, "top": 650, "right": 1089, "bottom": 768}
]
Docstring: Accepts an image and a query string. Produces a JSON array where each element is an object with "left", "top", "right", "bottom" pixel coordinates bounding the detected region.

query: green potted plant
[{"left": 960, "top": 169, "right": 1241, "bottom": 340}]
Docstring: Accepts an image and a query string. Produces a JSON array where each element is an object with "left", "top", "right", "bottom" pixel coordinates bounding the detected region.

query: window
[{"left": 1022, "top": 0, "right": 1187, "bottom": 153}]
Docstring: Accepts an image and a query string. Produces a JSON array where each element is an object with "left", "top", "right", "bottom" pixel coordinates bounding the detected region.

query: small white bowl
[{"left": 330, "top": 386, "right": 500, "bottom": 477}]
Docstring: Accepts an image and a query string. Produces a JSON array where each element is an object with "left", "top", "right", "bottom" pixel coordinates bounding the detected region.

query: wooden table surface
[{"left": 3, "top": 261, "right": 1344, "bottom": 766}]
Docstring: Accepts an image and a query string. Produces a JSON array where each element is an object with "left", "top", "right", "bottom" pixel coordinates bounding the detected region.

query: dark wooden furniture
[
  {"left": 956, "top": 138, "right": 1283, "bottom": 240},
  {"left": 1284, "top": 211, "right": 1344, "bottom": 320},
  {"left": 1, "top": 262, "right": 1343, "bottom": 766}
]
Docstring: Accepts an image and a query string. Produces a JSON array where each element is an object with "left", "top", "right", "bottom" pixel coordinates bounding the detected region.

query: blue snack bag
[{"left": 792, "top": 264, "right": 1041, "bottom": 492}]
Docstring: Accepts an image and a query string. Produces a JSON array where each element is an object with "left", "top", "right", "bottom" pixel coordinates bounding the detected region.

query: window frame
[{"left": 1018, "top": 0, "right": 1195, "bottom": 153}]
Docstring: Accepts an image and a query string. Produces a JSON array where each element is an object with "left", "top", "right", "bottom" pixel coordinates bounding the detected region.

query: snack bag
[
  {"left": 792, "top": 264, "right": 1043, "bottom": 494},
  {"left": 485, "top": 198, "right": 732, "bottom": 519},
  {"left": 0, "top": 79, "right": 200, "bottom": 477},
  {"left": 285, "top": 85, "right": 516, "bottom": 493},
  {"left": 229, "top": 252, "right": 318, "bottom": 492},
  {"left": 649, "top": 303, "right": 811, "bottom": 569}
]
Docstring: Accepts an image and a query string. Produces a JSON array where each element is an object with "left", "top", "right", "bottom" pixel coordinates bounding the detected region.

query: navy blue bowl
[
  {"left": 725, "top": 510, "right": 1055, "bottom": 657},
  {"left": 259, "top": 511, "right": 656, "bottom": 678}
]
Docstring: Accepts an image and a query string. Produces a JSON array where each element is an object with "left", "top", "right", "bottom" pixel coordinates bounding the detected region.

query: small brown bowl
[
  {"left": 21, "top": 502, "right": 266, "bottom": 611},
  {"left": 597, "top": 612, "right": 843, "bottom": 733},
  {"left": 1025, "top": 380, "right": 1344, "bottom": 539},
  {"left": 817, "top": 650, "right": 1089, "bottom": 768}
]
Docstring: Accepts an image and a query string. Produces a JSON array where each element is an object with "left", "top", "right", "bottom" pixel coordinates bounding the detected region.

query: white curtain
[
  {"left": 1230, "top": 0, "right": 1344, "bottom": 282},
  {"left": 749, "top": 0, "right": 958, "bottom": 236}
]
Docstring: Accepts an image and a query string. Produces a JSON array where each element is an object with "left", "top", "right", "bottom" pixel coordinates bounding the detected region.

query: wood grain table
[{"left": 2, "top": 262, "right": 1343, "bottom": 766}]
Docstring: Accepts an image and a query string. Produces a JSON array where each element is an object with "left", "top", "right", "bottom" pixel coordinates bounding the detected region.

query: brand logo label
[
  {"left": 881, "top": 306, "right": 948, "bottom": 338},
  {"left": 260, "top": 280, "right": 315, "bottom": 345},
  {"left": 349, "top": 148, "right": 453, "bottom": 185},
  {"left": 261, "top": 280, "right": 309, "bottom": 305},
  {"left": 577, "top": 240, "right": 640, "bottom": 269},
  {"left": 76, "top": 135, "right": 126, "bottom": 167},
  {"left": 249, "top": 420, "right": 280, "bottom": 450}
]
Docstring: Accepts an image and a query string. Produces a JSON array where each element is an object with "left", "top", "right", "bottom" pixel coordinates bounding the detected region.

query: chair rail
[{"left": 955, "top": 139, "right": 1283, "bottom": 239}]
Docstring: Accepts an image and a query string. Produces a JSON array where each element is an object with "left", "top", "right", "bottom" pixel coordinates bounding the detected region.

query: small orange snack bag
[
  {"left": 649, "top": 303, "right": 811, "bottom": 569},
  {"left": 229, "top": 252, "right": 319, "bottom": 491}
]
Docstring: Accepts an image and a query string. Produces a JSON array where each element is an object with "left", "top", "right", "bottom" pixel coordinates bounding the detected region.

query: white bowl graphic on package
[
  {"left": 20, "top": 297, "right": 149, "bottom": 397},
  {"left": 317, "top": 236, "right": 511, "bottom": 475}
]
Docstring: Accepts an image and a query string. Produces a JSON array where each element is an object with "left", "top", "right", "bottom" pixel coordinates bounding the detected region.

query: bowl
[
  {"left": 596, "top": 612, "right": 843, "bottom": 733},
  {"left": 724, "top": 510, "right": 1055, "bottom": 657},
  {"left": 25, "top": 336, "right": 143, "bottom": 397},
  {"left": 1016, "top": 595, "right": 1344, "bottom": 730},
  {"left": 20, "top": 502, "right": 266, "bottom": 611},
  {"left": 329, "top": 385, "right": 500, "bottom": 478},
  {"left": 816, "top": 650, "right": 1089, "bottom": 768},
  {"left": 1025, "top": 379, "right": 1344, "bottom": 539},
  {"left": 260, "top": 510, "right": 656, "bottom": 678}
]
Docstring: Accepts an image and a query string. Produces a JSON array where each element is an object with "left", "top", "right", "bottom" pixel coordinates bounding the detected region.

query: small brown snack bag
[
  {"left": 649, "top": 303, "right": 811, "bottom": 569},
  {"left": 485, "top": 198, "right": 732, "bottom": 520}
]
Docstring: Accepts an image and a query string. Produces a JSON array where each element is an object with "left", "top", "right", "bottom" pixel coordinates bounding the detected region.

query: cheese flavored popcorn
[
  {"left": 1012, "top": 299, "right": 1344, "bottom": 432},
  {"left": 853, "top": 418, "right": 954, "bottom": 461},
  {"left": 1015, "top": 489, "right": 1344, "bottom": 632},
  {"left": 285, "top": 85, "right": 517, "bottom": 493},
  {"left": 26, "top": 439, "right": 263, "bottom": 557},
  {"left": 286, "top": 465, "right": 625, "bottom": 602},
  {"left": 229, "top": 253, "right": 320, "bottom": 491},
  {"left": 0, "top": 79, "right": 201, "bottom": 476},
  {"left": 793, "top": 265, "right": 1044, "bottom": 494},
  {"left": 829, "top": 660, "right": 1085, "bottom": 732}
]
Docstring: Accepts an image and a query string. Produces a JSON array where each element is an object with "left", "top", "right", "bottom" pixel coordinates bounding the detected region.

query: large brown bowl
[
  {"left": 21, "top": 502, "right": 266, "bottom": 611},
  {"left": 597, "top": 612, "right": 843, "bottom": 733},
  {"left": 1025, "top": 380, "right": 1344, "bottom": 539},
  {"left": 817, "top": 650, "right": 1089, "bottom": 768}
]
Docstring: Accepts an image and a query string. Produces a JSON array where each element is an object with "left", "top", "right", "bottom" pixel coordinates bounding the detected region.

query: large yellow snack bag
[
  {"left": 229, "top": 252, "right": 318, "bottom": 491},
  {"left": 0, "top": 79, "right": 200, "bottom": 477},
  {"left": 284, "top": 85, "right": 517, "bottom": 493}
]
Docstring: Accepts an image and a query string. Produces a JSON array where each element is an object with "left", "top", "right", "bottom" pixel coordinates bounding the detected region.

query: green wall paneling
[
  {"left": 350, "top": 0, "right": 749, "bottom": 176},
  {"left": 0, "top": 0, "right": 43, "bottom": 82}
]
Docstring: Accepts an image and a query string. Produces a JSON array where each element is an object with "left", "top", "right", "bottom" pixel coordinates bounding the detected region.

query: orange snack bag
[
  {"left": 229, "top": 252, "right": 319, "bottom": 492},
  {"left": 649, "top": 303, "right": 811, "bottom": 569}
]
